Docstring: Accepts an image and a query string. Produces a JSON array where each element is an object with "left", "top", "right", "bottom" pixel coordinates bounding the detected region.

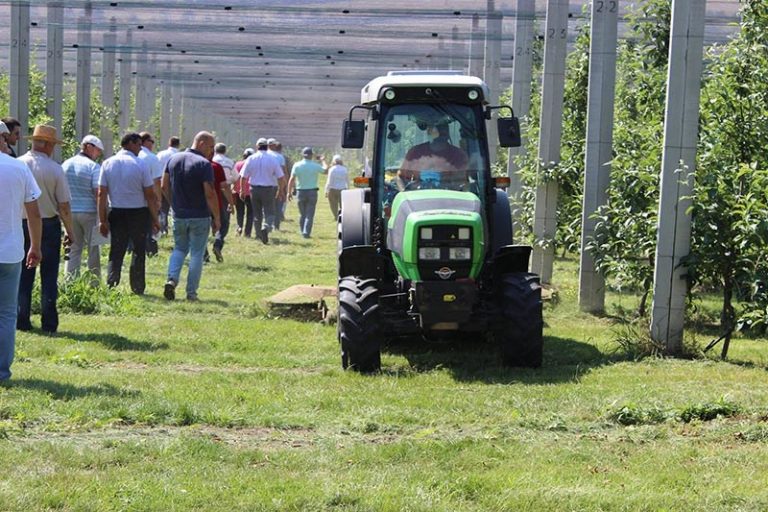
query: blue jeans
[
  {"left": 213, "top": 206, "right": 230, "bottom": 251},
  {"left": 167, "top": 217, "right": 210, "bottom": 298},
  {"left": 297, "top": 189, "right": 319, "bottom": 237},
  {"left": 18, "top": 217, "right": 61, "bottom": 332},
  {"left": 0, "top": 261, "right": 22, "bottom": 380}
]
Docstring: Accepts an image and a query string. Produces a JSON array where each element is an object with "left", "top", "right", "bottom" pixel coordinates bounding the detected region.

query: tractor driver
[{"left": 395, "top": 120, "right": 469, "bottom": 191}]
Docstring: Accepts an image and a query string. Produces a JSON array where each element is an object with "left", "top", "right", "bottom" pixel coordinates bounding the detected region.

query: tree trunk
[{"left": 720, "top": 277, "right": 734, "bottom": 359}]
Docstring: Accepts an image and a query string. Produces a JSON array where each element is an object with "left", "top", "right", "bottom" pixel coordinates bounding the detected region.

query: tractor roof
[{"left": 361, "top": 71, "right": 490, "bottom": 105}]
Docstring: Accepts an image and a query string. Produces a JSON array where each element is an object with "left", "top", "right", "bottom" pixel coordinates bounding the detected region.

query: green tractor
[{"left": 337, "top": 71, "right": 543, "bottom": 372}]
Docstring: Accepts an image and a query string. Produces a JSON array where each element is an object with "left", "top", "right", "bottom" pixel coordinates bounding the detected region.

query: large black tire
[
  {"left": 338, "top": 276, "right": 382, "bottom": 372},
  {"left": 495, "top": 273, "right": 543, "bottom": 368}
]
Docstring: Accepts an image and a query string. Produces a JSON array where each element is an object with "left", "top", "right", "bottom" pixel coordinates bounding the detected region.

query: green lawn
[{"left": 1, "top": 199, "right": 767, "bottom": 511}]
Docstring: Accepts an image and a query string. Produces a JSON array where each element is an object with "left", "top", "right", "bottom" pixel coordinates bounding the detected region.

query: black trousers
[{"left": 107, "top": 208, "right": 149, "bottom": 294}]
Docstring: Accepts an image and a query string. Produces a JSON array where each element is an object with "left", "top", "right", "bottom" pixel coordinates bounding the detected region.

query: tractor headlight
[
  {"left": 458, "top": 227, "right": 471, "bottom": 240},
  {"left": 421, "top": 227, "right": 433, "bottom": 240},
  {"left": 419, "top": 247, "right": 441, "bottom": 260},
  {"left": 449, "top": 247, "right": 471, "bottom": 260}
]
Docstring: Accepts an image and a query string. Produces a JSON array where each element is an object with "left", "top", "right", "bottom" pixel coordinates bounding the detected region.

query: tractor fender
[
  {"left": 491, "top": 189, "right": 514, "bottom": 255},
  {"left": 338, "top": 188, "right": 371, "bottom": 250}
]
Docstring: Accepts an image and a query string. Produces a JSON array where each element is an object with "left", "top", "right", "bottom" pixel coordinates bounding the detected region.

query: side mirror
[
  {"left": 498, "top": 117, "right": 522, "bottom": 148},
  {"left": 342, "top": 120, "right": 365, "bottom": 149}
]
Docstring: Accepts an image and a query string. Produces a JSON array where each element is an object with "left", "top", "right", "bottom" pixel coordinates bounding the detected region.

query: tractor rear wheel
[
  {"left": 495, "top": 273, "right": 543, "bottom": 368},
  {"left": 338, "top": 276, "right": 382, "bottom": 372}
]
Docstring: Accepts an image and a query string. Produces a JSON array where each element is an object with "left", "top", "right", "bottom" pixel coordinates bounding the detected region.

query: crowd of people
[{"left": 0, "top": 117, "right": 350, "bottom": 381}]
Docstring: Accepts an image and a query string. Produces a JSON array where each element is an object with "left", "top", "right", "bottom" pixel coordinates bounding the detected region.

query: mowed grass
[{"left": 2, "top": 196, "right": 768, "bottom": 511}]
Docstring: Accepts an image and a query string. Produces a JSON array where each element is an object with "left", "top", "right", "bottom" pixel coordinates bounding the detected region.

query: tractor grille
[{"left": 416, "top": 225, "right": 473, "bottom": 281}]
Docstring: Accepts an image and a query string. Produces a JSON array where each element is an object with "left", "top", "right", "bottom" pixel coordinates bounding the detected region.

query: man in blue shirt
[
  {"left": 98, "top": 132, "right": 159, "bottom": 295},
  {"left": 62, "top": 135, "right": 103, "bottom": 281},
  {"left": 161, "top": 131, "right": 220, "bottom": 301},
  {"left": 288, "top": 147, "right": 327, "bottom": 238}
]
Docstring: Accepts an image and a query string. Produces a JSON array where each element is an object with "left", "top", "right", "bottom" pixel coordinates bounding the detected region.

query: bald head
[{"left": 192, "top": 131, "right": 215, "bottom": 159}]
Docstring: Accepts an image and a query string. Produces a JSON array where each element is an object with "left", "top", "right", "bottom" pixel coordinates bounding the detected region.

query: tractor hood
[{"left": 388, "top": 190, "right": 485, "bottom": 281}]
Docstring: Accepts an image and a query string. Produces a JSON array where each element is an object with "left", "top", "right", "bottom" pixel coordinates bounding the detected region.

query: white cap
[
  {"left": 256, "top": 137, "right": 268, "bottom": 146},
  {"left": 332, "top": 154, "right": 342, "bottom": 164},
  {"left": 0, "top": 122, "right": 8, "bottom": 135},
  {"left": 81, "top": 134, "right": 104, "bottom": 151},
  {"left": 267, "top": 138, "right": 278, "bottom": 145}
]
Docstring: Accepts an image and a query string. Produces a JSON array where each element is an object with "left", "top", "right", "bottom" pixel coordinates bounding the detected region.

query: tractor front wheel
[
  {"left": 338, "top": 276, "right": 382, "bottom": 372},
  {"left": 495, "top": 272, "right": 543, "bottom": 368}
]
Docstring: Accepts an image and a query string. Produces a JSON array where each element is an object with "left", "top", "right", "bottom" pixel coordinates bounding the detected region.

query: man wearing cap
[
  {"left": 0, "top": 121, "right": 42, "bottom": 379},
  {"left": 288, "top": 147, "right": 327, "bottom": 239},
  {"left": 17, "top": 125, "right": 75, "bottom": 334},
  {"left": 98, "top": 132, "right": 160, "bottom": 295},
  {"left": 138, "top": 132, "right": 162, "bottom": 256},
  {"left": 239, "top": 137, "right": 286, "bottom": 244},
  {"left": 62, "top": 135, "right": 104, "bottom": 281},
  {"left": 1, "top": 117, "right": 21, "bottom": 158},
  {"left": 267, "top": 138, "right": 287, "bottom": 230}
]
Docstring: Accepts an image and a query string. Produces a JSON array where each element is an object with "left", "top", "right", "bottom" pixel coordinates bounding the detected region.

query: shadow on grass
[
  {"left": 55, "top": 331, "right": 168, "bottom": 352},
  {"left": 383, "top": 335, "right": 608, "bottom": 384},
  {"left": 246, "top": 265, "right": 272, "bottom": 273},
  {"left": 5, "top": 378, "right": 140, "bottom": 400}
]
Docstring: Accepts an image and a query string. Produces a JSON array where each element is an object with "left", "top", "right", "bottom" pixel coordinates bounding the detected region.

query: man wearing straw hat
[
  {"left": 16, "top": 124, "right": 74, "bottom": 334},
  {"left": 0, "top": 121, "right": 42, "bottom": 380}
]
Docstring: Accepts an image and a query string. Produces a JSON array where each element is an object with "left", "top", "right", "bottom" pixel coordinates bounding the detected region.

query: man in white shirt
[
  {"left": 138, "top": 132, "right": 162, "bottom": 255},
  {"left": 155, "top": 136, "right": 181, "bottom": 235},
  {"left": 0, "top": 121, "right": 42, "bottom": 380},
  {"left": 267, "top": 138, "right": 288, "bottom": 230},
  {"left": 17, "top": 125, "right": 74, "bottom": 334},
  {"left": 213, "top": 143, "right": 236, "bottom": 184},
  {"left": 239, "top": 138, "right": 286, "bottom": 244},
  {"left": 98, "top": 132, "right": 160, "bottom": 295}
]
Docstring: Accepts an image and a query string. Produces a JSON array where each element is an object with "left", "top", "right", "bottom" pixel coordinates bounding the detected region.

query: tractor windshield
[{"left": 377, "top": 103, "right": 488, "bottom": 217}]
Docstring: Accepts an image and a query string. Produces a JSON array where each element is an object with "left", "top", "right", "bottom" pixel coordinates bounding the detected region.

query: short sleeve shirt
[
  {"left": 166, "top": 149, "right": 214, "bottom": 219},
  {"left": 62, "top": 153, "right": 100, "bottom": 213},
  {"left": 211, "top": 160, "right": 227, "bottom": 210},
  {"left": 291, "top": 159, "right": 325, "bottom": 190},
  {"left": 17, "top": 150, "right": 71, "bottom": 219},
  {"left": 240, "top": 150, "right": 284, "bottom": 187},
  {"left": 0, "top": 153, "right": 41, "bottom": 263},
  {"left": 139, "top": 146, "right": 163, "bottom": 181},
  {"left": 99, "top": 149, "right": 154, "bottom": 208}
]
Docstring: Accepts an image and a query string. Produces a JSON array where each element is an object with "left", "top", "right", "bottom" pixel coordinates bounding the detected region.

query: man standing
[
  {"left": 156, "top": 136, "right": 180, "bottom": 168},
  {"left": 62, "top": 135, "right": 104, "bottom": 281},
  {"left": 162, "top": 131, "right": 220, "bottom": 301},
  {"left": 98, "top": 132, "right": 159, "bottom": 295},
  {"left": 0, "top": 123, "right": 42, "bottom": 380},
  {"left": 267, "top": 138, "right": 287, "bottom": 230},
  {"left": 1, "top": 117, "right": 21, "bottom": 157},
  {"left": 240, "top": 137, "right": 285, "bottom": 244},
  {"left": 213, "top": 143, "right": 236, "bottom": 184},
  {"left": 17, "top": 125, "right": 74, "bottom": 334},
  {"left": 138, "top": 132, "right": 162, "bottom": 256},
  {"left": 288, "top": 147, "right": 327, "bottom": 239},
  {"left": 156, "top": 136, "right": 181, "bottom": 236},
  {"left": 210, "top": 157, "right": 234, "bottom": 263}
]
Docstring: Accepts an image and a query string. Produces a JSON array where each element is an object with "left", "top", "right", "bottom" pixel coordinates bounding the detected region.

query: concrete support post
[
  {"left": 507, "top": 0, "right": 536, "bottom": 238},
  {"left": 100, "top": 22, "right": 117, "bottom": 157},
  {"left": 171, "top": 82, "right": 182, "bottom": 140},
  {"left": 46, "top": 2, "right": 64, "bottom": 161},
  {"left": 484, "top": 1, "right": 503, "bottom": 165},
  {"left": 578, "top": 0, "right": 619, "bottom": 313},
  {"left": 75, "top": 2, "right": 93, "bottom": 142},
  {"left": 450, "top": 26, "right": 461, "bottom": 71},
  {"left": 650, "top": 0, "right": 707, "bottom": 354},
  {"left": 160, "top": 77, "right": 171, "bottom": 148},
  {"left": 118, "top": 30, "right": 133, "bottom": 133},
  {"left": 468, "top": 14, "right": 483, "bottom": 78},
  {"left": 134, "top": 42, "right": 149, "bottom": 130},
  {"left": 531, "top": 0, "right": 569, "bottom": 284},
  {"left": 10, "top": 1, "right": 30, "bottom": 155}
]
